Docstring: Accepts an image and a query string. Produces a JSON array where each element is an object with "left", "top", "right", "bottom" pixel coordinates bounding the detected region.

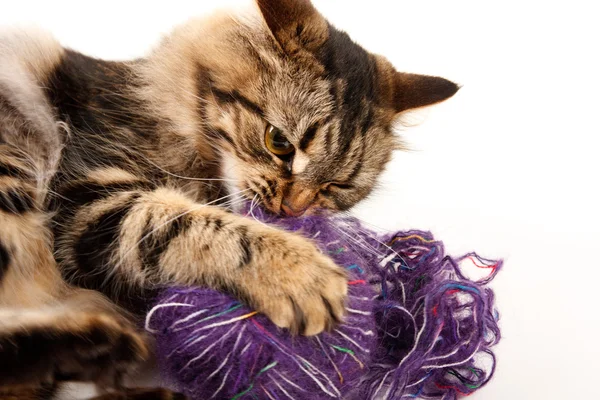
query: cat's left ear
[
  {"left": 377, "top": 57, "right": 460, "bottom": 113},
  {"left": 391, "top": 72, "right": 460, "bottom": 114},
  {"left": 255, "top": 0, "right": 328, "bottom": 53}
]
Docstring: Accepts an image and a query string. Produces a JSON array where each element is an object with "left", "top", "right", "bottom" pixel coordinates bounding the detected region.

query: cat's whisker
[
  {"left": 337, "top": 222, "right": 393, "bottom": 259},
  {"left": 247, "top": 193, "right": 271, "bottom": 228},
  {"left": 334, "top": 217, "right": 408, "bottom": 268},
  {"left": 246, "top": 193, "right": 258, "bottom": 216},
  {"left": 143, "top": 158, "right": 239, "bottom": 183},
  {"left": 219, "top": 195, "right": 249, "bottom": 211},
  {"left": 339, "top": 211, "right": 394, "bottom": 234},
  {"left": 334, "top": 219, "right": 383, "bottom": 252},
  {"left": 331, "top": 227, "right": 381, "bottom": 259},
  {"left": 331, "top": 223, "right": 386, "bottom": 260}
]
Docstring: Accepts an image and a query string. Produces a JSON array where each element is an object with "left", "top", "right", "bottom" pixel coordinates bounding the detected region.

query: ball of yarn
[
  {"left": 147, "top": 279, "right": 375, "bottom": 399},
  {"left": 147, "top": 207, "right": 502, "bottom": 400}
]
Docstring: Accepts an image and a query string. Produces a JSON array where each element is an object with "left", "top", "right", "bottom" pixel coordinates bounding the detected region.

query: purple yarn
[
  {"left": 147, "top": 207, "right": 501, "bottom": 400},
  {"left": 362, "top": 231, "right": 502, "bottom": 399},
  {"left": 148, "top": 282, "right": 375, "bottom": 400}
]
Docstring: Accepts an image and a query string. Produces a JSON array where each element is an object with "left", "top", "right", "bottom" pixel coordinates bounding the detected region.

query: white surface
[{"left": 2, "top": 1, "right": 600, "bottom": 399}]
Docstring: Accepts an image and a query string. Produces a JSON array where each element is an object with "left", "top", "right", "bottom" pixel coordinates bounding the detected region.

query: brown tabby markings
[{"left": 0, "top": 0, "right": 458, "bottom": 396}]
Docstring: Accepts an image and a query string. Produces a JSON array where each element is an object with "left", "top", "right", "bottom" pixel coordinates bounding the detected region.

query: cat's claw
[{"left": 241, "top": 230, "right": 348, "bottom": 336}]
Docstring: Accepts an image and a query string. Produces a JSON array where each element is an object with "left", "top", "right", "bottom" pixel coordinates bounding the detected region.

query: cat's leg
[
  {"left": 0, "top": 219, "right": 148, "bottom": 390},
  {"left": 0, "top": 305, "right": 148, "bottom": 389},
  {"left": 0, "top": 384, "right": 187, "bottom": 400},
  {"left": 0, "top": 150, "right": 148, "bottom": 392},
  {"left": 53, "top": 167, "right": 348, "bottom": 336},
  {"left": 0, "top": 383, "right": 58, "bottom": 400},
  {"left": 0, "top": 50, "right": 165, "bottom": 396}
]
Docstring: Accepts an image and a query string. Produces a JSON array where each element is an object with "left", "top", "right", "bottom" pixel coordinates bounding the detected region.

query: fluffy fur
[{"left": 0, "top": 0, "right": 458, "bottom": 397}]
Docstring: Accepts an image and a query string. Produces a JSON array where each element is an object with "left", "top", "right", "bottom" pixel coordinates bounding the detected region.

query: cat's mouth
[{"left": 245, "top": 189, "right": 328, "bottom": 217}]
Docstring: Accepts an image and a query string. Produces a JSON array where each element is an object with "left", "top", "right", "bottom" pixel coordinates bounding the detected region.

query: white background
[{"left": 2, "top": 1, "right": 599, "bottom": 399}]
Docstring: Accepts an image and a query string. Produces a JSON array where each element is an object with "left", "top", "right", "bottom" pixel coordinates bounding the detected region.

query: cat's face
[{"left": 202, "top": 0, "right": 458, "bottom": 216}]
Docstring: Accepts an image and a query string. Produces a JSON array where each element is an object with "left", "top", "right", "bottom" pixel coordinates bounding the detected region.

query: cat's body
[{"left": 0, "top": 0, "right": 458, "bottom": 398}]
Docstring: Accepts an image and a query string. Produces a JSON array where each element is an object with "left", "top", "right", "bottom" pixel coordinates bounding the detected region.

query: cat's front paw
[{"left": 241, "top": 229, "right": 348, "bottom": 336}]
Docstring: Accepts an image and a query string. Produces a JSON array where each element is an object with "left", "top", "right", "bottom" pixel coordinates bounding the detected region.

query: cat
[{"left": 0, "top": 0, "right": 458, "bottom": 398}]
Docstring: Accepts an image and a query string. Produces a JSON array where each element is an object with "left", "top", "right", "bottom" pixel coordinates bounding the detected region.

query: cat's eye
[{"left": 265, "top": 125, "right": 294, "bottom": 157}]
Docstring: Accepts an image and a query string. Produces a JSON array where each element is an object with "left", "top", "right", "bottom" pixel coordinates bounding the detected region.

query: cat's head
[{"left": 194, "top": 0, "right": 459, "bottom": 216}]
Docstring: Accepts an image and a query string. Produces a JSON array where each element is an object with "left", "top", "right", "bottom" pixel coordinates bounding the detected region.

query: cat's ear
[
  {"left": 391, "top": 72, "right": 460, "bottom": 113},
  {"left": 255, "top": 0, "right": 328, "bottom": 53}
]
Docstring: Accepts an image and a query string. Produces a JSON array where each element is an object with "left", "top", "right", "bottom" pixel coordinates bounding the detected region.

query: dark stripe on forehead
[
  {"left": 206, "top": 126, "right": 251, "bottom": 162},
  {"left": 360, "top": 107, "right": 375, "bottom": 136},
  {"left": 324, "top": 124, "right": 334, "bottom": 153},
  {"left": 346, "top": 140, "right": 365, "bottom": 182},
  {"left": 207, "top": 126, "right": 235, "bottom": 147},
  {"left": 316, "top": 24, "right": 379, "bottom": 158},
  {"left": 211, "top": 88, "right": 264, "bottom": 117},
  {"left": 239, "top": 129, "right": 272, "bottom": 164},
  {"left": 299, "top": 113, "right": 336, "bottom": 152},
  {"left": 317, "top": 24, "right": 378, "bottom": 107},
  {"left": 299, "top": 123, "right": 319, "bottom": 151}
]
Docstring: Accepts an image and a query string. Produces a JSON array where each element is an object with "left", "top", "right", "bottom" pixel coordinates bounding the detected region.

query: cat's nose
[
  {"left": 281, "top": 200, "right": 308, "bottom": 217},
  {"left": 280, "top": 185, "right": 317, "bottom": 217}
]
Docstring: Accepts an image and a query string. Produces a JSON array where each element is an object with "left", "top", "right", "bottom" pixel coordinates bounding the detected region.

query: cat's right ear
[{"left": 255, "top": 0, "right": 328, "bottom": 54}]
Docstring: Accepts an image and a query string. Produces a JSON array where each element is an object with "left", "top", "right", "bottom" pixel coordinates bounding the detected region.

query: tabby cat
[{"left": 0, "top": 0, "right": 458, "bottom": 398}]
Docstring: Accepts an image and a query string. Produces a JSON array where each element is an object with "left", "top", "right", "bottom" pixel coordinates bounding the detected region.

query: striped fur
[{"left": 0, "top": 0, "right": 458, "bottom": 396}]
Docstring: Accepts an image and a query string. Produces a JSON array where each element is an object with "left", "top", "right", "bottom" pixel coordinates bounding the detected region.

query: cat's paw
[
  {"left": 242, "top": 229, "right": 348, "bottom": 336},
  {"left": 0, "top": 310, "right": 148, "bottom": 388}
]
